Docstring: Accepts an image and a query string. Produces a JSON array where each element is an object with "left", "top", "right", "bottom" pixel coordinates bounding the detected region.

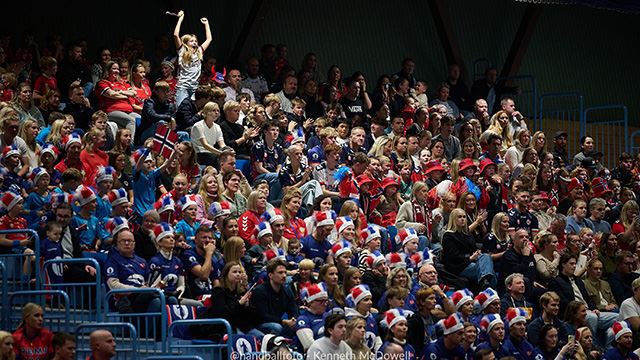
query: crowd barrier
[
  {"left": 7, "top": 290, "right": 69, "bottom": 333},
  {"left": 166, "top": 319, "right": 234, "bottom": 359},
  {"left": 43, "top": 258, "right": 102, "bottom": 325},
  {"left": 584, "top": 104, "right": 629, "bottom": 168},
  {"left": 75, "top": 322, "right": 138, "bottom": 360},
  {"left": 104, "top": 288, "right": 167, "bottom": 355},
  {"left": 630, "top": 130, "right": 640, "bottom": 156}
]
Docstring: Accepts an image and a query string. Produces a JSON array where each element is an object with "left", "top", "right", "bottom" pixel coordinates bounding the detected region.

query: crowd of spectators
[{"left": 0, "top": 10, "right": 640, "bottom": 360}]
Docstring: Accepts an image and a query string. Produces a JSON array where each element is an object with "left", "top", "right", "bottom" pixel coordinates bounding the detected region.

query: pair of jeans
[
  {"left": 459, "top": 253, "right": 497, "bottom": 289},
  {"left": 175, "top": 86, "right": 195, "bottom": 109},
  {"left": 585, "top": 310, "right": 617, "bottom": 348}
]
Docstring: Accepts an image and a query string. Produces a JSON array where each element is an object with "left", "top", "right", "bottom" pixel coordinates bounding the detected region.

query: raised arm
[
  {"left": 173, "top": 10, "right": 185, "bottom": 49},
  {"left": 200, "top": 18, "right": 213, "bottom": 52}
]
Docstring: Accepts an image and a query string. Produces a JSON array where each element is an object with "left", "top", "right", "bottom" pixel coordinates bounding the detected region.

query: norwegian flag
[{"left": 153, "top": 123, "right": 178, "bottom": 159}]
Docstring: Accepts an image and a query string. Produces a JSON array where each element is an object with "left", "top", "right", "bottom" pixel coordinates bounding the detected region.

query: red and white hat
[
  {"left": 567, "top": 177, "right": 583, "bottom": 193},
  {"left": 335, "top": 216, "right": 354, "bottom": 234},
  {"left": 346, "top": 285, "right": 372, "bottom": 308},
  {"left": 331, "top": 240, "right": 352, "bottom": 258},
  {"left": 40, "top": 144, "right": 59, "bottom": 158},
  {"left": 365, "top": 251, "right": 386, "bottom": 269},
  {"left": 50, "top": 193, "right": 73, "bottom": 209},
  {"left": 439, "top": 313, "right": 464, "bottom": 335},
  {"left": 397, "top": 228, "right": 419, "bottom": 247},
  {"left": 300, "top": 283, "right": 328, "bottom": 304},
  {"left": 480, "top": 314, "right": 503, "bottom": 333},
  {"left": 505, "top": 307, "right": 528, "bottom": 326},
  {"left": 361, "top": 225, "right": 381, "bottom": 245},
  {"left": 382, "top": 308, "right": 411, "bottom": 329},
  {"left": 475, "top": 288, "right": 500, "bottom": 311},
  {"left": 179, "top": 195, "right": 198, "bottom": 211},
  {"left": 451, "top": 289, "right": 474, "bottom": 311},
  {"left": 62, "top": 133, "right": 82, "bottom": 150},
  {"left": 154, "top": 195, "right": 175, "bottom": 214},
  {"left": 2, "top": 145, "right": 20, "bottom": 159},
  {"left": 262, "top": 208, "right": 284, "bottom": 224},
  {"left": 1, "top": 191, "right": 23, "bottom": 211},
  {"left": 611, "top": 320, "right": 632, "bottom": 341},
  {"left": 95, "top": 166, "right": 116, "bottom": 184},
  {"left": 153, "top": 222, "right": 174, "bottom": 243},
  {"left": 107, "top": 188, "right": 129, "bottom": 207},
  {"left": 385, "top": 252, "right": 406, "bottom": 269},
  {"left": 264, "top": 248, "right": 286, "bottom": 262},
  {"left": 315, "top": 210, "right": 335, "bottom": 227},
  {"left": 105, "top": 217, "right": 129, "bottom": 236},
  {"left": 208, "top": 201, "right": 231, "bottom": 218},
  {"left": 257, "top": 222, "right": 273, "bottom": 238},
  {"left": 131, "top": 148, "right": 152, "bottom": 164},
  {"left": 28, "top": 167, "right": 49, "bottom": 186},
  {"left": 74, "top": 186, "right": 96, "bottom": 207}
]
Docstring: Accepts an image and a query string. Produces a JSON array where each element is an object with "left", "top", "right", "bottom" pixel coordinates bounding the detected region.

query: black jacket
[
  {"left": 139, "top": 97, "right": 176, "bottom": 143},
  {"left": 174, "top": 98, "right": 202, "bottom": 131},
  {"left": 498, "top": 249, "right": 536, "bottom": 290},
  {"left": 63, "top": 103, "right": 94, "bottom": 131},
  {"left": 202, "top": 286, "right": 261, "bottom": 332},
  {"left": 608, "top": 271, "right": 640, "bottom": 305},
  {"left": 362, "top": 270, "right": 387, "bottom": 306},
  {"left": 548, "top": 273, "right": 595, "bottom": 316},
  {"left": 250, "top": 282, "right": 299, "bottom": 325},
  {"left": 441, "top": 231, "right": 477, "bottom": 273}
]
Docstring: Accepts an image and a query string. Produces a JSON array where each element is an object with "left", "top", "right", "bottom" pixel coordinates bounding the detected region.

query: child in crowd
[
  {"left": 285, "top": 238, "right": 304, "bottom": 271},
  {"left": 41, "top": 221, "right": 64, "bottom": 284},
  {"left": 24, "top": 167, "right": 51, "bottom": 229},
  {"left": 71, "top": 186, "right": 109, "bottom": 258},
  {"left": 132, "top": 147, "right": 176, "bottom": 221},
  {"left": 149, "top": 222, "right": 184, "bottom": 305},
  {"left": 39, "top": 144, "right": 62, "bottom": 188},
  {"left": 94, "top": 166, "right": 115, "bottom": 224},
  {"left": 0, "top": 191, "right": 34, "bottom": 279},
  {"left": 175, "top": 195, "right": 201, "bottom": 248}
]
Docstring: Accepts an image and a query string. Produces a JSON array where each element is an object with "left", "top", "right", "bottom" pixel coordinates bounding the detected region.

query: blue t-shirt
[
  {"left": 148, "top": 253, "right": 184, "bottom": 292},
  {"left": 423, "top": 337, "right": 465, "bottom": 360},
  {"left": 603, "top": 348, "right": 640, "bottom": 360},
  {"left": 300, "top": 235, "right": 332, "bottom": 264},
  {"left": 41, "top": 237, "right": 63, "bottom": 284},
  {"left": 71, "top": 214, "right": 109, "bottom": 249},
  {"left": 104, "top": 250, "right": 148, "bottom": 288},
  {"left": 133, "top": 168, "right": 161, "bottom": 217},
  {"left": 307, "top": 144, "right": 325, "bottom": 164},
  {"left": 174, "top": 220, "right": 201, "bottom": 248},
  {"left": 503, "top": 336, "right": 542, "bottom": 360},
  {"left": 180, "top": 249, "right": 223, "bottom": 298},
  {"left": 24, "top": 191, "right": 50, "bottom": 229},
  {"left": 94, "top": 193, "right": 112, "bottom": 226},
  {"left": 295, "top": 310, "right": 324, "bottom": 350},
  {"left": 381, "top": 341, "right": 416, "bottom": 360}
]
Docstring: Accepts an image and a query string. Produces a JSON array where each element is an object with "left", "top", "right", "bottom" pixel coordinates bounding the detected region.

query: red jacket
[
  {"left": 13, "top": 327, "right": 54, "bottom": 360},
  {"left": 238, "top": 210, "right": 262, "bottom": 246}
]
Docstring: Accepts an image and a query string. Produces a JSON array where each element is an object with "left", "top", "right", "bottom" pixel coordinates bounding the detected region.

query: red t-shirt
[
  {"left": 129, "top": 83, "right": 151, "bottom": 110},
  {"left": 95, "top": 79, "right": 134, "bottom": 113},
  {"left": 80, "top": 148, "right": 109, "bottom": 186},
  {"left": 283, "top": 217, "right": 307, "bottom": 241},
  {"left": 33, "top": 74, "right": 57, "bottom": 95}
]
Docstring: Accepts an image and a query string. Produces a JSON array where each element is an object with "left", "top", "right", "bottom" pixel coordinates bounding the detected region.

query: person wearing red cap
[
  {"left": 557, "top": 177, "right": 585, "bottom": 215},
  {"left": 604, "top": 320, "right": 638, "bottom": 360},
  {"left": 373, "top": 177, "right": 402, "bottom": 227},
  {"left": 423, "top": 313, "right": 465, "bottom": 359}
]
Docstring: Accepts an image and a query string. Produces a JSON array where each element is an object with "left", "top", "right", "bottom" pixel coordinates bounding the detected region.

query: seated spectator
[
  {"left": 51, "top": 332, "right": 76, "bottom": 360},
  {"left": 527, "top": 291, "right": 569, "bottom": 346},
  {"left": 608, "top": 251, "right": 640, "bottom": 305},
  {"left": 617, "top": 278, "right": 640, "bottom": 334},
  {"left": 94, "top": 61, "right": 138, "bottom": 139},
  {"left": 475, "top": 314, "right": 509, "bottom": 358},
  {"left": 175, "top": 85, "right": 211, "bottom": 132},
  {"left": 423, "top": 313, "right": 466, "bottom": 359},
  {"left": 589, "top": 197, "right": 612, "bottom": 234},
  {"left": 504, "top": 128, "right": 531, "bottom": 170},
  {"left": 89, "top": 330, "right": 116, "bottom": 360},
  {"left": 221, "top": 100, "right": 257, "bottom": 161},
  {"left": 202, "top": 261, "right": 262, "bottom": 337},
  {"left": 431, "top": 115, "right": 460, "bottom": 162},
  {"left": 138, "top": 81, "right": 175, "bottom": 144},
  {"left": 500, "top": 273, "right": 534, "bottom": 320},
  {"left": 344, "top": 317, "right": 372, "bottom": 360},
  {"left": 295, "top": 283, "right": 330, "bottom": 352},
  {"left": 306, "top": 313, "right": 352, "bottom": 358},
  {"left": 565, "top": 199, "right": 595, "bottom": 234},
  {"left": 407, "top": 287, "right": 440, "bottom": 354},
  {"left": 379, "top": 308, "right": 416, "bottom": 357},
  {"left": 12, "top": 303, "right": 54, "bottom": 360},
  {"left": 250, "top": 120, "right": 284, "bottom": 202},
  {"left": 442, "top": 208, "right": 497, "bottom": 290},
  {"left": 534, "top": 231, "right": 560, "bottom": 286},
  {"left": 0, "top": 330, "right": 14, "bottom": 360},
  {"left": 533, "top": 324, "right": 576, "bottom": 360},
  {"left": 250, "top": 259, "right": 299, "bottom": 335},
  {"left": 180, "top": 226, "right": 223, "bottom": 305},
  {"left": 148, "top": 223, "right": 184, "bottom": 305},
  {"left": 604, "top": 321, "right": 638, "bottom": 360},
  {"left": 612, "top": 200, "right": 639, "bottom": 249},
  {"left": 499, "top": 228, "right": 538, "bottom": 294},
  {"left": 279, "top": 145, "right": 323, "bottom": 212},
  {"left": 503, "top": 307, "right": 537, "bottom": 358},
  {"left": 11, "top": 82, "right": 44, "bottom": 126},
  {"left": 583, "top": 259, "right": 618, "bottom": 312}
]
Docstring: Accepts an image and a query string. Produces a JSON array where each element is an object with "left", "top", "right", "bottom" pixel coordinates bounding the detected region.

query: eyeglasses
[{"left": 120, "top": 239, "right": 135, "bottom": 244}]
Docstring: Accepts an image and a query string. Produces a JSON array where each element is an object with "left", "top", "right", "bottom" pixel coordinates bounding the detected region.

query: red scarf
[{"left": 412, "top": 199, "right": 432, "bottom": 234}]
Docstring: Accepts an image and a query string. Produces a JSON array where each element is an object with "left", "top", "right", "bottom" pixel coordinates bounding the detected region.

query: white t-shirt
[
  {"left": 190, "top": 120, "right": 224, "bottom": 154},
  {"left": 618, "top": 297, "right": 640, "bottom": 321}
]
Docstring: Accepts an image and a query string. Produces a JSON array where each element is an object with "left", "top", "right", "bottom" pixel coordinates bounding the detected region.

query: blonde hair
[
  {"left": 338, "top": 200, "right": 362, "bottom": 244},
  {"left": 83, "top": 128, "right": 104, "bottom": 151},
  {"left": 197, "top": 172, "right": 218, "bottom": 210},
  {"left": 246, "top": 190, "right": 266, "bottom": 213},
  {"left": 180, "top": 34, "right": 202, "bottom": 65},
  {"left": 490, "top": 212, "right": 509, "bottom": 242},
  {"left": 18, "top": 118, "right": 39, "bottom": 151},
  {"left": 223, "top": 236, "right": 245, "bottom": 264},
  {"left": 46, "top": 119, "right": 66, "bottom": 146},
  {"left": 0, "top": 330, "right": 15, "bottom": 360},
  {"left": 367, "top": 135, "right": 392, "bottom": 157},
  {"left": 447, "top": 208, "right": 468, "bottom": 233},
  {"left": 487, "top": 111, "right": 513, "bottom": 148},
  {"left": 201, "top": 101, "right": 220, "bottom": 118}
]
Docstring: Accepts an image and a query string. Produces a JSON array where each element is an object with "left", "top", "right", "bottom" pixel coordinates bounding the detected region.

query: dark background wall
[{"left": 4, "top": 0, "right": 638, "bottom": 123}]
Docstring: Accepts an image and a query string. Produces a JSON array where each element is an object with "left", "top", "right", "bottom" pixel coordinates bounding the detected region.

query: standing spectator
[
  {"left": 57, "top": 42, "right": 92, "bottom": 102},
  {"left": 276, "top": 75, "right": 297, "bottom": 114},
  {"left": 242, "top": 57, "right": 269, "bottom": 102},
  {"left": 88, "top": 330, "right": 116, "bottom": 360},
  {"left": 172, "top": 10, "right": 212, "bottom": 107},
  {"left": 12, "top": 303, "right": 54, "bottom": 360}
]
